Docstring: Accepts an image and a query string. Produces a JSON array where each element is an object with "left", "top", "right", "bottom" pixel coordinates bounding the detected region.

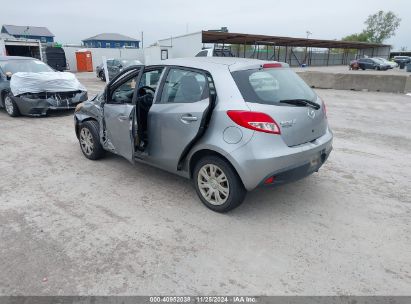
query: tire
[
  {"left": 99, "top": 71, "right": 106, "bottom": 81},
  {"left": 78, "top": 120, "right": 104, "bottom": 160},
  {"left": 193, "top": 155, "right": 246, "bottom": 212},
  {"left": 3, "top": 93, "right": 20, "bottom": 117}
]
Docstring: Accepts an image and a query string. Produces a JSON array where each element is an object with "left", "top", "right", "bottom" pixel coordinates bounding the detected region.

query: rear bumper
[
  {"left": 257, "top": 148, "right": 331, "bottom": 187},
  {"left": 227, "top": 128, "right": 333, "bottom": 191},
  {"left": 13, "top": 91, "right": 88, "bottom": 116}
]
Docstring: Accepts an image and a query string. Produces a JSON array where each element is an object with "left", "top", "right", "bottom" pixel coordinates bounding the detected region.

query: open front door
[
  {"left": 102, "top": 65, "right": 144, "bottom": 162},
  {"left": 147, "top": 67, "right": 215, "bottom": 172}
]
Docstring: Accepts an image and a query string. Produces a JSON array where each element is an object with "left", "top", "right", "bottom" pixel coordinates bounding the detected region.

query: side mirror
[{"left": 6, "top": 72, "right": 12, "bottom": 80}]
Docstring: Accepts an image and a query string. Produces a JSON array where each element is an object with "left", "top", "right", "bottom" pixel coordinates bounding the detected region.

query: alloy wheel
[
  {"left": 79, "top": 127, "right": 94, "bottom": 156},
  {"left": 4, "top": 96, "right": 14, "bottom": 115},
  {"left": 197, "top": 164, "right": 230, "bottom": 205}
]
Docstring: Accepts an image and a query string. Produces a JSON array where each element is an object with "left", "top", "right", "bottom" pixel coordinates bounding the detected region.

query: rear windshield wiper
[{"left": 279, "top": 99, "right": 320, "bottom": 110}]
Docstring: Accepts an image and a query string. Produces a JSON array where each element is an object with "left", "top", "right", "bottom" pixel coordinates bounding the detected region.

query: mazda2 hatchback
[{"left": 74, "top": 58, "right": 333, "bottom": 212}]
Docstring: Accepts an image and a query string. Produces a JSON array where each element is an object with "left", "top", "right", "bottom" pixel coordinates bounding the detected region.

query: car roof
[
  {"left": 0, "top": 56, "right": 38, "bottom": 61},
  {"left": 155, "top": 57, "right": 287, "bottom": 72}
]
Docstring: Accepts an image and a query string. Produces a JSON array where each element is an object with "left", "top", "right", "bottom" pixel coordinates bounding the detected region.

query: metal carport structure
[{"left": 201, "top": 31, "right": 391, "bottom": 66}]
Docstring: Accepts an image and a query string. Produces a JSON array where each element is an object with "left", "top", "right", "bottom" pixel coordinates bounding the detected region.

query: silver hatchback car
[{"left": 74, "top": 57, "right": 333, "bottom": 212}]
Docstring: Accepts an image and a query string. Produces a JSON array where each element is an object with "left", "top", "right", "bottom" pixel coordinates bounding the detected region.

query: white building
[{"left": 0, "top": 33, "right": 43, "bottom": 60}]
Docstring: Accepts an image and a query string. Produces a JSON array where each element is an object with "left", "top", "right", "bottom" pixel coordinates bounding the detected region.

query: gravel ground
[{"left": 0, "top": 73, "right": 410, "bottom": 295}]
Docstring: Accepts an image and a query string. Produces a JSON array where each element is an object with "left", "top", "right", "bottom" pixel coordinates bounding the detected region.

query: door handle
[
  {"left": 119, "top": 115, "right": 129, "bottom": 121},
  {"left": 180, "top": 114, "right": 198, "bottom": 123}
]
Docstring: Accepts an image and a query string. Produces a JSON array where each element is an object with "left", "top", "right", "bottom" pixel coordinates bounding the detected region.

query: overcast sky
[{"left": 2, "top": 0, "right": 410, "bottom": 50}]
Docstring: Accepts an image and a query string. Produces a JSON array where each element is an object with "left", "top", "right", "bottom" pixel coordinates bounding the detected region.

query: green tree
[
  {"left": 342, "top": 10, "right": 401, "bottom": 43},
  {"left": 341, "top": 32, "right": 370, "bottom": 42},
  {"left": 364, "top": 10, "right": 401, "bottom": 43}
]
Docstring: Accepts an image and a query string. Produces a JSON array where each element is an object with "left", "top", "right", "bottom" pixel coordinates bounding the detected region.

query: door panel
[
  {"left": 104, "top": 103, "right": 135, "bottom": 162},
  {"left": 102, "top": 65, "right": 144, "bottom": 162},
  {"left": 147, "top": 98, "right": 209, "bottom": 172}
]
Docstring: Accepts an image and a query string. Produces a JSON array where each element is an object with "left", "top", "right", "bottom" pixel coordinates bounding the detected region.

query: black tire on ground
[
  {"left": 193, "top": 155, "right": 246, "bottom": 213},
  {"left": 4, "top": 92, "right": 20, "bottom": 117},
  {"left": 99, "top": 71, "right": 106, "bottom": 81},
  {"left": 78, "top": 120, "right": 104, "bottom": 160}
]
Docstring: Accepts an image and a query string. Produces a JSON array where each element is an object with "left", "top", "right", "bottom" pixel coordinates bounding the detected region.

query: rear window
[{"left": 231, "top": 68, "right": 316, "bottom": 105}]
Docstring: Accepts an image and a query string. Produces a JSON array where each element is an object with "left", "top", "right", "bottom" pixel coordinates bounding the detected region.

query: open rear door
[{"left": 102, "top": 65, "right": 144, "bottom": 162}]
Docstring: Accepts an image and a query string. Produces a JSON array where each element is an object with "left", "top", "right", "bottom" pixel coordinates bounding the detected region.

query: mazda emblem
[{"left": 308, "top": 108, "right": 316, "bottom": 119}]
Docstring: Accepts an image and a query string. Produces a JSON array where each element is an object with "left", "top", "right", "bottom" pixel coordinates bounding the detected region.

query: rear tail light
[
  {"left": 263, "top": 63, "right": 282, "bottom": 68},
  {"left": 227, "top": 110, "right": 281, "bottom": 134}
]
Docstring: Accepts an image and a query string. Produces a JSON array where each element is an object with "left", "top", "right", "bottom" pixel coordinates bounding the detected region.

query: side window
[
  {"left": 109, "top": 70, "right": 140, "bottom": 104},
  {"left": 160, "top": 69, "right": 208, "bottom": 103},
  {"left": 195, "top": 50, "right": 209, "bottom": 57},
  {"left": 106, "top": 60, "right": 114, "bottom": 67},
  {"left": 139, "top": 68, "right": 164, "bottom": 90}
]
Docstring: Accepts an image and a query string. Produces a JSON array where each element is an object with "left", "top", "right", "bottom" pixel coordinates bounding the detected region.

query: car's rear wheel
[
  {"left": 193, "top": 155, "right": 246, "bottom": 212},
  {"left": 99, "top": 71, "right": 105, "bottom": 81},
  {"left": 79, "top": 120, "right": 104, "bottom": 160},
  {"left": 4, "top": 93, "right": 20, "bottom": 117}
]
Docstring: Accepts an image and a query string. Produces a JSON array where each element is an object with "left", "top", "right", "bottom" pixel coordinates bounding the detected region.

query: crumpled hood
[{"left": 10, "top": 72, "right": 87, "bottom": 96}]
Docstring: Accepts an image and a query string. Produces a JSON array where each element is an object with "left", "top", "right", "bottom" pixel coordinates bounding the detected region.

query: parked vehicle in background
[
  {"left": 195, "top": 47, "right": 234, "bottom": 57},
  {"left": 393, "top": 56, "right": 411, "bottom": 65},
  {"left": 355, "top": 58, "right": 389, "bottom": 70},
  {"left": 44, "top": 47, "right": 68, "bottom": 71},
  {"left": 96, "top": 58, "right": 142, "bottom": 81},
  {"left": 0, "top": 56, "right": 87, "bottom": 117},
  {"left": 372, "top": 58, "right": 393, "bottom": 70},
  {"left": 74, "top": 58, "right": 332, "bottom": 212},
  {"left": 374, "top": 57, "right": 398, "bottom": 69}
]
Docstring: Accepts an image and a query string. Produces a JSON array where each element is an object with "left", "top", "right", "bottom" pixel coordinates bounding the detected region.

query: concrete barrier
[
  {"left": 405, "top": 77, "right": 411, "bottom": 93},
  {"left": 297, "top": 71, "right": 411, "bottom": 93}
]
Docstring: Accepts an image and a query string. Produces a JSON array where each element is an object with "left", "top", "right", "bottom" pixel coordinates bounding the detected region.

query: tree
[
  {"left": 341, "top": 32, "right": 370, "bottom": 42},
  {"left": 342, "top": 10, "right": 401, "bottom": 43},
  {"left": 364, "top": 10, "right": 401, "bottom": 43}
]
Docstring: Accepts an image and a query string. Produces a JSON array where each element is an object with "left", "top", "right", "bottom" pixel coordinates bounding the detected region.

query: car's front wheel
[
  {"left": 193, "top": 155, "right": 246, "bottom": 212},
  {"left": 4, "top": 93, "right": 20, "bottom": 117},
  {"left": 79, "top": 120, "right": 104, "bottom": 160}
]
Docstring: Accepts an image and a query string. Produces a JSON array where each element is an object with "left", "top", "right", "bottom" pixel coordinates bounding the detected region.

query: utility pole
[
  {"left": 304, "top": 31, "right": 312, "bottom": 65},
  {"left": 24, "top": 26, "right": 30, "bottom": 40},
  {"left": 141, "top": 31, "right": 144, "bottom": 49}
]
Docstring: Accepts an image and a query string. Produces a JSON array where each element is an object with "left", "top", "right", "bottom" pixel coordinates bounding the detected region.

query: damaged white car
[{"left": 0, "top": 56, "right": 87, "bottom": 117}]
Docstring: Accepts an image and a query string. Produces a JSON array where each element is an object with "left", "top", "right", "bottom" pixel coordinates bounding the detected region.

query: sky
[{"left": 2, "top": 0, "right": 410, "bottom": 50}]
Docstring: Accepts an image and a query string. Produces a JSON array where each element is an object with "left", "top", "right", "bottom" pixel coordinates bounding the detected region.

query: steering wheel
[{"left": 138, "top": 86, "right": 155, "bottom": 97}]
